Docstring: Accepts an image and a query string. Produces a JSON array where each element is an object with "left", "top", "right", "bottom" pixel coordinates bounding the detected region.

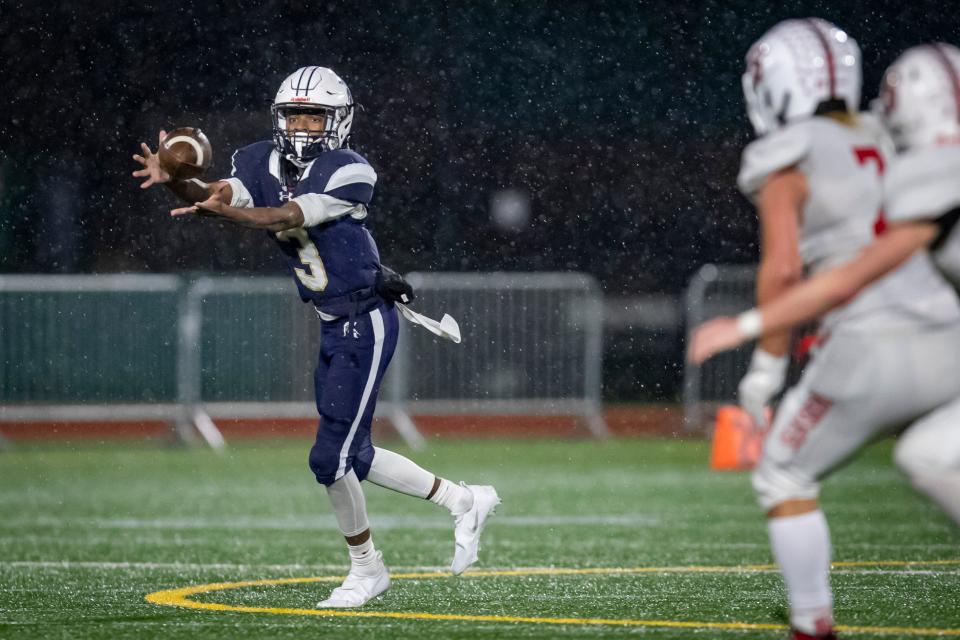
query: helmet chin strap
[
  {"left": 284, "top": 129, "right": 339, "bottom": 164},
  {"left": 284, "top": 153, "right": 310, "bottom": 169}
]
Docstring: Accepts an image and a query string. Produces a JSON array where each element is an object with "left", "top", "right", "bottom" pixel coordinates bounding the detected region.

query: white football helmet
[
  {"left": 742, "top": 18, "right": 861, "bottom": 135},
  {"left": 878, "top": 43, "right": 960, "bottom": 151},
  {"left": 272, "top": 66, "right": 355, "bottom": 162}
]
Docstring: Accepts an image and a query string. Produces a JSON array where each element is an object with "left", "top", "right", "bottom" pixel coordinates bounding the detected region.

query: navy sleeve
[{"left": 225, "top": 141, "right": 275, "bottom": 208}]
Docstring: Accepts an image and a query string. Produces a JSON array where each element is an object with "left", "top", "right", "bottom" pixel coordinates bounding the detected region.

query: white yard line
[
  {"left": 0, "top": 513, "right": 660, "bottom": 530},
  {"left": 0, "top": 561, "right": 955, "bottom": 576},
  {"left": 0, "top": 561, "right": 354, "bottom": 571}
]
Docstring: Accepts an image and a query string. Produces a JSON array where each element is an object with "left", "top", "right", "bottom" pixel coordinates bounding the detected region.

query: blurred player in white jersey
[
  {"left": 722, "top": 21, "right": 960, "bottom": 640},
  {"left": 691, "top": 43, "right": 960, "bottom": 525}
]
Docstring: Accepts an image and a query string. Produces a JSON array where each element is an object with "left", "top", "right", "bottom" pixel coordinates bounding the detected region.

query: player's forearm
[
  {"left": 761, "top": 222, "right": 935, "bottom": 335},
  {"left": 750, "top": 224, "right": 934, "bottom": 341},
  {"left": 165, "top": 179, "right": 211, "bottom": 204},
  {"left": 204, "top": 203, "right": 304, "bottom": 232},
  {"left": 756, "top": 270, "right": 852, "bottom": 338},
  {"left": 755, "top": 258, "right": 801, "bottom": 356}
]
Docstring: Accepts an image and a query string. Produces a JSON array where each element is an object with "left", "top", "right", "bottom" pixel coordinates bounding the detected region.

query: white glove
[{"left": 738, "top": 349, "right": 788, "bottom": 428}]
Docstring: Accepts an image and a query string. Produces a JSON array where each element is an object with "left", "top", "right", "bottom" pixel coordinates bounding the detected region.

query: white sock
[
  {"left": 345, "top": 536, "right": 383, "bottom": 578},
  {"left": 768, "top": 510, "right": 833, "bottom": 635},
  {"left": 325, "top": 469, "right": 370, "bottom": 538},
  {"left": 429, "top": 477, "right": 474, "bottom": 515},
  {"left": 909, "top": 472, "right": 960, "bottom": 524},
  {"left": 348, "top": 536, "right": 377, "bottom": 565},
  {"left": 366, "top": 447, "right": 435, "bottom": 498}
]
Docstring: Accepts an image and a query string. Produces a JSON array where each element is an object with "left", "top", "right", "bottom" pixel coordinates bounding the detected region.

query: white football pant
[{"left": 753, "top": 323, "right": 960, "bottom": 512}]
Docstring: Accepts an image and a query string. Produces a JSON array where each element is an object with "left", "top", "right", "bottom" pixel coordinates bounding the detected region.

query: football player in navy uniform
[{"left": 133, "top": 66, "right": 500, "bottom": 608}]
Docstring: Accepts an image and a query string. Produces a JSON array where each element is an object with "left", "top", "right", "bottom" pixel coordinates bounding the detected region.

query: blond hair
[{"left": 820, "top": 110, "right": 858, "bottom": 127}]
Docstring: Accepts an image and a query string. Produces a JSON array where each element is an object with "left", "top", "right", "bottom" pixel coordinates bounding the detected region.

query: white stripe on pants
[{"left": 335, "top": 308, "right": 385, "bottom": 481}]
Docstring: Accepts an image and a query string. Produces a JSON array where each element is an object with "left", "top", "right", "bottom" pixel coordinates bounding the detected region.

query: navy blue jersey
[{"left": 226, "top": 141, "right": 381, "bottom": 305}]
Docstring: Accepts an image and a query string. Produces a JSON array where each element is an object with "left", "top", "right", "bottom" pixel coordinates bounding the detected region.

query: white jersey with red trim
[
  {"left": 885, "top": 144, "right": 960, "bottom": 285},
  {"left": 739, "top": 115, "right": 960, "bottom": 332}
]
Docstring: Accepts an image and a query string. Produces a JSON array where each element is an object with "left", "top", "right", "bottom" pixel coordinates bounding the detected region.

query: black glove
[{"left": 375, "top": 266, "right": 414, "bottom": 304}]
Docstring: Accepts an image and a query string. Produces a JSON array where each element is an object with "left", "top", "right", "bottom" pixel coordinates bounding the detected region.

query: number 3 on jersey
[
  {"left": 853, "top": 146, "right": 887, "bottom": 236},
  {"left": 276, "top": 228, "right": 328, "bottom": 291}
]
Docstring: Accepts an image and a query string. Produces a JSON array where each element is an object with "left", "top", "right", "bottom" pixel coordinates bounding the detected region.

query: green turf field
[{"left": 0, "top": 438, "right": 957, "bottom": 639}]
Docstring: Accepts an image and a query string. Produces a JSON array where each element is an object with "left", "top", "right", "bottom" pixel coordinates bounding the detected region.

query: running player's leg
[
  {"left": 367, "top": 446, "right": 469, "bottom": 509},
  {"left": 349, "top": 305, "right": 499, "bottom": 574},
  {"left": 309, "top": 307, "right": 396, "bottom": 607},
  {"left": 754, "top": 385, "right": 842, "bottom": 638},
  {"left": 365, "top": 446, "right": 500, "bottom": 574},
  {"left": 894, "top": 397, "right": 960, "bottom": 523},
  {"left": 753, "top": 330, "right": 954, "bottom": 637}
]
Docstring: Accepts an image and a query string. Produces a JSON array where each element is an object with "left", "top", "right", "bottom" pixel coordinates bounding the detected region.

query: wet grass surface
[{"left": 0, "top": 438, "right": 957, "bottom": 638}]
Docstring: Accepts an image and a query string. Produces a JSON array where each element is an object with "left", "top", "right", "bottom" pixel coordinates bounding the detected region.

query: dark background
[{"left": 2, "top": 0, "right": 956, "bottom": 399}]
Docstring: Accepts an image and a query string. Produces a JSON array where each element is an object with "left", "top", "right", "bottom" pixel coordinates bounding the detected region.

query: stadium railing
[
  {"left": 0, "top": 274, "right": 192, "bottom": 439},
  {"left": 180, "top": 276, "right": 425, "bottom": 449},
  {"left": 682, "top": 264, "right": 757, "bottom": 432},
  {"left": 390, "top": 272, "right": 608, "bottom": 439},
  {"left": 0, "top": 272, "right": 607, "bottom": 447}
]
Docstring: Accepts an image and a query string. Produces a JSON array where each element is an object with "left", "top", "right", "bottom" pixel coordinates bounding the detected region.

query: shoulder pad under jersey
[
  {"left": 298, "top": 149, "right": 376, "bottom": 203},
  {"left": 229, "top": 140, "right": 274, "bottom": 175},
  {"left": 885, "top": 146, "right": 960, "bottom": 223},
  {"left": 737, "top": 123, "right": 812, "bottom": 199}
]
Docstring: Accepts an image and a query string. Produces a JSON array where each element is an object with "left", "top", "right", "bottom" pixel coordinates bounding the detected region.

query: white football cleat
[
  {"left": 451, "top": 484, "right": 501, "bottom": 575},
  {"left": 317, "top": 551, "right": 390, "bottom": 608}
]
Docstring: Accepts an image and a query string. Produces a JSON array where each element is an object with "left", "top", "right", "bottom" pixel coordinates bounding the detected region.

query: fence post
[
  {"left": 682, "top": 264, "right": 759, "bottom": 434},
  {"left": 682, "top": 264, "right": 718, "bottom": 432},
  {"left": 176, "top": 278, "right": 205, "bottom": 446},
  {"left": 582, "top": 284, "right": 609, "bottom": 438}
]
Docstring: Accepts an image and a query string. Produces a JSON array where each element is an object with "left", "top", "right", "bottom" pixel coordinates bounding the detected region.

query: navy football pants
[{"left": 308, "top": 302, "right": 399, "bottom": 486}]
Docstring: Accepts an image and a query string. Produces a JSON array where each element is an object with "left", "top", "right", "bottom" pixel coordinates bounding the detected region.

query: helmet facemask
[{"left": 271, "top": 103, "right": 354, "bottom": 163}]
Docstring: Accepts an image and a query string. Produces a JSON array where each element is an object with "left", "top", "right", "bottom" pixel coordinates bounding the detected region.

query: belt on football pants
[{"left": 314, "top": 286, "right": 381, "bottom": 322}]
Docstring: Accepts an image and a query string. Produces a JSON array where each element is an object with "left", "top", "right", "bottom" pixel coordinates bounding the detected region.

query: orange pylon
[{"left": 710, "top": 405, "right": 765, "bottom": 471}]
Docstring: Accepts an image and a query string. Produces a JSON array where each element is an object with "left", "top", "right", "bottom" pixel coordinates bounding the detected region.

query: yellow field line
[
  {"left": 461, "top": 559, "right": 960, "bottom": 577},
  {"left": 833, "top": 559, "right": 960, "bottom": 568},
  {"left": 144, "top": 561, "right": 960, "bottom": 636}
]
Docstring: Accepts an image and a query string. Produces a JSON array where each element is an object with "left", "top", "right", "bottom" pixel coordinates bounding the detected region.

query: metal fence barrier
[
  {"left": 389, "top": 272, "right": 608, "bottom": 437},
  {"left": 0, "top": 275, "right": 183, "bottom": 425},
  {"left": 179, "top": 276, "right": 425, "bottom": 449},
  {"left": 0, "top": 272, "right": 608, "bottom": 446},
  {"left": 682, "top": 264, "right": 757, "bottom": 432}
]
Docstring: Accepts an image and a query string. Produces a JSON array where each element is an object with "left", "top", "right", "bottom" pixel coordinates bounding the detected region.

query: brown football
[{"left": 157, "top": 127, "right": 213, "bottom": 180}]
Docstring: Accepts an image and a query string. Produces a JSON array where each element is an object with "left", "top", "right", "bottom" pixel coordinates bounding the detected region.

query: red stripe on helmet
[
  {"left": 929, "top": 43, "right": 960, "bottom": 125},
  {"left": 805, "top": 19, "right": 836, "bottom": 97}
]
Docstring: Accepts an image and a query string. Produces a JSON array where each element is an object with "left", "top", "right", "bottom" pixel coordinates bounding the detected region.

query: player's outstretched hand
[
  {"left": 171, "top": 181, "right": 230, "bottom": 217},
  {"left": 132, "top": 130, "right": 171, "bottom": 189},
  {"left": 687, "top": 316, "right": 745, "bottom": 364}
]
